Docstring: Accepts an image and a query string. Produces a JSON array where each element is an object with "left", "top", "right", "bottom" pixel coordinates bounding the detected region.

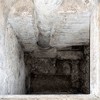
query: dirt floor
[{"left": 24, "top": 45, "right": 90, "bottom": 94}]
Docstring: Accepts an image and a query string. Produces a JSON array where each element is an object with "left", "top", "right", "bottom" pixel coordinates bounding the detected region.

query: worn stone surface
[
  {"left": 57, "top": 50, "right": 83, "bottom": 60},
  {"left": 7, "top": 0, "right": 94, "bottom": 51},
  {"left": 34, "top": 0, "right": 93, "bottom": 48},
  {"left": 0, "top": 0, "right": 95, "bottom": 98},
  {"left": 56, "top": 59, "right": 71, "bottom": 75},
  {"left": 0, "top": 24, "right": 25, "bottom": 94},
  {"left": 0, "top": 95, "right": 98, "bottom": 100},
  {"left": 5, "top": 24, "right": 25, "bottom": 94},
  {"left": 24, "top": 53, "right": 56, "bottom": 75},
  {"left": 24, "top": 46, "right": 90, "bottom": 94},
  {"left": 71, "top": 61, "right": 80, "bottom": 89},
  {"left": 32, "top": 58, "right": 56, "bottom": 75},
  {"left": 33, "top": 48, "right": 57, "bottom": 58},
  {"left": 8, "top": 0, "right": 38, "bottom": 51},
  {"left": 61, "top": 61, "right": 71, "bottom": 75},
  {"left": 79, "top": 46, "right": 90, "bottom": 94},
  {"left": 0, "top": 0, "right": 25, "bottom": 95}
]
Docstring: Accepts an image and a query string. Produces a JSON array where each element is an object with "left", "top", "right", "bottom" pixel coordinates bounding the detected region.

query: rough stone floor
[{"left": 24, "top": 45, "right": 90, "bottom": 94}]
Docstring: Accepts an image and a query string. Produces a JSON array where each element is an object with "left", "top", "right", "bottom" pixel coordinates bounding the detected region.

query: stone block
[
  {"left": 31, "top": 58, "right": 56, "bottom": 75},
  {"left": 57, "top": 51, "right": 83, "bottom": 60},
  {"left": 71, "top": 61, "right": 80, "bottom": 89},
  {"left": 56, "top": 59, "right": 71, "bottom": 75},
  {"left": 30, "top": 75, "right": 71, "bottom": 94},
  {"left": 34, "top": 48, "right": 57, "bottom": 58}
]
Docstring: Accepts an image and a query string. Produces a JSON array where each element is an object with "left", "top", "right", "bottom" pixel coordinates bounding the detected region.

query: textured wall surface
[
  {"left": 8, "top": 0, "right": 94, "bottom": 51},
  {"left": 0, "top": 23, "right": 25, "bottom": 94},
  {"left": 34, "top": 0, "right": 92, "bottom": 48},
  {"left": 8, "top": 0, "right": 38, "bottom": 51},
  {"left": 0, "top": 0, "right": 99, "bottom": 100},
  {"left": 24, "top": 46, "right": 89, "bottom": 94},
  {"left": 0, "top": 0, "right": 25, "bottom": 94},
  {"left": 5, "top": 24, "right": 25, "bottom": 94}
]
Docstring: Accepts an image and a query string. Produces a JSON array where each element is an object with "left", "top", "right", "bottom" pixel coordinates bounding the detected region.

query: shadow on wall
[{"left": 24, "top": 45, "right": 90, "bottom": 94}]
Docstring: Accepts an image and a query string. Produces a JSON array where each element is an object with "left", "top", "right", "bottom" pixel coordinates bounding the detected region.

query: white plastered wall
[{"left": 0, "top": 0, "right": 25, "bottom": 95}]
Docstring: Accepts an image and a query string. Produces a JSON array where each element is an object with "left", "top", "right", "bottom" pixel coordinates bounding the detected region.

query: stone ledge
[
  {"left": 33, "top": 48, "right": 57, "bottom": 58},
  {"left": 57, "top": 51, "right": 83, "bottom": 60},
  {"left": 0, "top": 95, "right": 98, "bottom": 100}
]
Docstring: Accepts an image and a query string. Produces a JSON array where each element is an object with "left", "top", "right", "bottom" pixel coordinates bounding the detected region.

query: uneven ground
[{"left": 24, "top": 45, "right": 90, "bottom": 94}]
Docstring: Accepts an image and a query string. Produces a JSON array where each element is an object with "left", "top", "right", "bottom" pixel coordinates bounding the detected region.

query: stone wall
[
  {"left": 0, "top": 0, "right": 91, "bottom": 95},
  {"left": 24, "top": 45, "right": 90, "bottom": 94},
  {"left": 0, "top": 0, "right": 25, "bottom": 94},
  {"left": 8, "top": 0, "right": 94, "bottom": 51},
  {"left": 0, "top": 24, "right": 25, "bottom": 95}
]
